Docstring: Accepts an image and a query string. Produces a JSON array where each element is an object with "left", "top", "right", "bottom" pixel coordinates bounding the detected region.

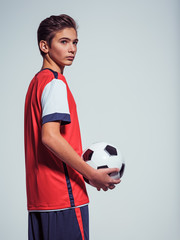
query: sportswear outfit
[{"left": 24, "top": 68, "right": 89, "bottom": 240}]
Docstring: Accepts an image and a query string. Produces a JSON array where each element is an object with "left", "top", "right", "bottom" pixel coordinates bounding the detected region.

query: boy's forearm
[{"left": 42, "top": 124, "right": 95, "bottom": 180}]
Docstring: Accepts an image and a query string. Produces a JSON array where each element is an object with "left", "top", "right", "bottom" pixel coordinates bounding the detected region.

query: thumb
[
  {"left": 105, "top": 168, "right": 120, "bottom": 175},
  {"left": 106, "top": 168, "right": 121, "bottom": 182}
]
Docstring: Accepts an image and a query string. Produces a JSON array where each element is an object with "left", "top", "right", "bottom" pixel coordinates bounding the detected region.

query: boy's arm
[{"left": 42, "top": 121, "right": 121, "bottom": 191}]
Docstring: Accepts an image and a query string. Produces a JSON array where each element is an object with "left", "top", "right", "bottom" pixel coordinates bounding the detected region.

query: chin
[{"left": 65, "top": 62, "right": 73, "bottom": 66}]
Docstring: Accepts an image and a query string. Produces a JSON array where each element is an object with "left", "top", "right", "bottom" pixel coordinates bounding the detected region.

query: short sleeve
[{"left": 41, "top": 79, "right": 71, "bottom": 125}]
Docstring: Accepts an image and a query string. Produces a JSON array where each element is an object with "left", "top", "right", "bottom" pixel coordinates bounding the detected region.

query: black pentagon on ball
[
  {"left": 119, "top": 163, "right": 125, "bottom": 178},
  {"left": 82, "top": 149, "right": 94, "bottom": 161},
  {"left": 97, "top": 165, "right": 108, "bottom": 169},
  {"left": 104, "top": 145, "right": 117, "bottom": 156}
]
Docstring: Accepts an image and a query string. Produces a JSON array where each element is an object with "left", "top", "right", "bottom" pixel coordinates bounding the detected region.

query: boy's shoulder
[
  {"left": 36, "top": 68, "right": 58, "bottom": 81},
  {"left": 33, "top": 68, "right": 66, "bottom": 88}
]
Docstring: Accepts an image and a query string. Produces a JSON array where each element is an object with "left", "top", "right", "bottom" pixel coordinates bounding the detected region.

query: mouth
[{"left": 66, "top": 56, "right": 74, "bottom": 61}]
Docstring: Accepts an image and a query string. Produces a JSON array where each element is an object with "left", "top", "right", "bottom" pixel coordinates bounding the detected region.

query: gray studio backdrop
[{"left": 0, "top": 0, "right": 179, "bottom": 239}]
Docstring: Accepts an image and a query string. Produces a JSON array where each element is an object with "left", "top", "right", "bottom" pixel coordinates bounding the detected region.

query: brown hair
[{"left": 37, "top": 14, "right": 77, "bottom": 56}]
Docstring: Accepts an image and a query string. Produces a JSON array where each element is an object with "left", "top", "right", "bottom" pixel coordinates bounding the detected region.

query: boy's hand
[{"left": 88, "top": 168, "right": 121, "bottom": 191}]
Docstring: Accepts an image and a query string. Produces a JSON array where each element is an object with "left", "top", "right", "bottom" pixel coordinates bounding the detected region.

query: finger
[
  {"left": 102, "top": 187, "right": 108, "bottom": 191},
  {"left": 96, "top": 187, "right": 101, "bottom": 191},
  {"left": 109, "top": 184, "right": 115, "bottom": 190},
  {"left": 111, "top": 178, "right": 121, "bottom": 185}
]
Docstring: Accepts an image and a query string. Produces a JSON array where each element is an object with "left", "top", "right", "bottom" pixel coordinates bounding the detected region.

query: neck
[{"left": 41, "top": 57, "right": 64, "bottom": 74}]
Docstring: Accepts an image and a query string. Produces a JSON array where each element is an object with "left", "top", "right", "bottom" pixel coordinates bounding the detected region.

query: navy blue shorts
[{"left": 28, "top": 205, "right": 89, "bottom": 240}]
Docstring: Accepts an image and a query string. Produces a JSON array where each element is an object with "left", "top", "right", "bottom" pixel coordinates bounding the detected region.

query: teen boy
[{"left": 24, "top": 14, "right": 120, "bottom": 240}]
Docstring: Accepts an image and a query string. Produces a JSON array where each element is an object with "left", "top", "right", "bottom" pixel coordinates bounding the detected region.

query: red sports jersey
[{"left": 24, "top": 68, "right": 89, "bottom": 211}]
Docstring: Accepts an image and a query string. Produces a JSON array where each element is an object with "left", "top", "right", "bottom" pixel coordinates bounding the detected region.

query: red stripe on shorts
[{"left": 75, "top": 207, "right": 85, "bottom": 240}]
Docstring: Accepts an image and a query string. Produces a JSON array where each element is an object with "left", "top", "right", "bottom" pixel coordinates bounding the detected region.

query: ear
[{"left": 39, "top": 40, "right": 49, "bottom": 54}]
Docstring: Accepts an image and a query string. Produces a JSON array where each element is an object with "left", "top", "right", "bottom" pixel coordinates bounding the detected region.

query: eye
[
  {"left": 61, "top": 40, "right": 67, "bottom": 44},
  {"left": 73, "top": 41, "right": 78, "bottom": 46}
]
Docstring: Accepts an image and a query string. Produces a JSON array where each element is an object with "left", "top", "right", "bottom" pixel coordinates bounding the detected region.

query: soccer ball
[{"left": 82, "top": 142, "right": 125, "bottom": 182}]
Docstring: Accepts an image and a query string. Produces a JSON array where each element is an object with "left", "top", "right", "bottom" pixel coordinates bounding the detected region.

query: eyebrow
[{"left": 59, "top": 37, "right": 79, "bottom": 42}]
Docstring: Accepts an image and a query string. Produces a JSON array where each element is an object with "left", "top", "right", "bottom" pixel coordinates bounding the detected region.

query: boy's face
[{"left": 46, "top": 28, "right": 78, "bottom": 68}]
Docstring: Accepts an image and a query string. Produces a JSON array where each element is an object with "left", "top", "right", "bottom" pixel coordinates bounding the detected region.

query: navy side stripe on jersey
[{"left": 63, "top": 163, "right": 75, "bottom": 207}]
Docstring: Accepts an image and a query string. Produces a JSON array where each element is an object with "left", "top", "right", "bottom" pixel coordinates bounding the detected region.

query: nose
[{"left": 68, "top": 43, "right": 76, "bottom": 54}]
